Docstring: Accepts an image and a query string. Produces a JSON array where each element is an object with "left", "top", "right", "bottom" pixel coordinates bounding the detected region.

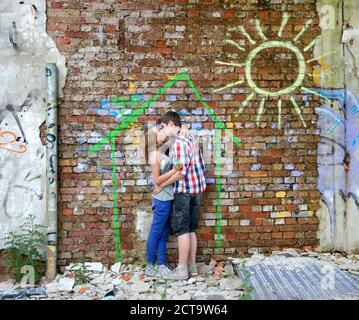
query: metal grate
[{"left": 234, "top": 256, "right": 359, "bottom": 300}]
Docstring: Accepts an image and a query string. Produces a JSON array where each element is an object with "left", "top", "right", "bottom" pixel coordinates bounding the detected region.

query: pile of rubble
[
  {"left": 1, "top": 248, "right": 359, "bottom": 300},
  {"left": 235, "top": 248, "right": 359, "bottom": 274},
  {"left": 0, "top": 260, "right": 245, "bottom": 300}
]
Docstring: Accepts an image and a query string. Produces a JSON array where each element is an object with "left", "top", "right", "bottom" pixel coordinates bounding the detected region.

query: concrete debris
[
  {"left": 0, "top": 280, "right": 16, "bottom": 292},
  {"left": 243, "top": 253, "right": 265, "bottom": 267},
  {"left": 272, "top": 249, "right": 299, "bottom": 257},
  {"left": 2, "top": 250, "right": 359, "bottom": 300},
  {"left": 173, "top": 292, "right": 191, "bottom": 300},
  {"left": 230, "top": 258, "right": 242, "bottom": 265},
  {"left": 57, "top": 277, "right": 75, "bottom": 292},
  {"left": 128, "top": 280, "right": 150, "bottom": 294},
  {"left": 90, "top": 274, "right": 105, "bottom": 285},
  {"left": 45, "top": 282, "right": 60, "bottom": 294},
  {"left": 224, "top": 264, "right": 235, "bottom": 276},
  {"left": 198, "top": 264, "right": 212, "bottom": 275},
  {"left": 282, "top": 248, "right": 300, "bottom": 257},
  {"left": 84, "top": 262, "right": 104, "bottom": 272},
  {"left": 205, "top": 276, "right": 219, "bottom": 287},
  {"left": 209, "top": 259, "right": 217, "bottom": 268},
  {"left": 110, "top": 262, "right": 122, "bottom": 274},
  {"left": 65, "top": 263, "right": 83, "bottom": 271},
  {"left": 219, "top": 277, "right": 242, "bottom": 290},
  {"left": 111, "top": 277, "right": 122, "bottom": 286}
]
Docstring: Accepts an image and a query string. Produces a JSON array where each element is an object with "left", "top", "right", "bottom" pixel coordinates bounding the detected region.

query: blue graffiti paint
[
  {"left": 96, "top": 94, "right": 145, "bottom": 121},
  {"left": 314, "top": 88, "right": 359, "bottom": 242}
]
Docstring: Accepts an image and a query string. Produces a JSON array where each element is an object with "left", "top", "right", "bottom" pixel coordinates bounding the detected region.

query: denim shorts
[{"left": 171, "top": 193, "right": 202, "bottom": 236}]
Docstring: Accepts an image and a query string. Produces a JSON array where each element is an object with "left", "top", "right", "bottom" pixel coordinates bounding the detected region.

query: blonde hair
[{"left": 144, "top": 126, "right": 160, "bottom": 164}]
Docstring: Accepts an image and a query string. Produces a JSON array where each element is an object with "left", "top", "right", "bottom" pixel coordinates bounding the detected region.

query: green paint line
[
  {"left": 215, "top": 128, "right": 222, "bottom": 253},
  {"left": 111, "top": 136, "right": 122, "bottom": 262}
]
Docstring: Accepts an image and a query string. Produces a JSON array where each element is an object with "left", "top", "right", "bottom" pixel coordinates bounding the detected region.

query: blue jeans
[{"left": 146, "top": 198, "right": 173, "bottom": 265}]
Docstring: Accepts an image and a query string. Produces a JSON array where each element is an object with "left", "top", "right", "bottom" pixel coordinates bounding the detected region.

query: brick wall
[{"left": 46, "top": 0, "right": 321, "bottom": 269}]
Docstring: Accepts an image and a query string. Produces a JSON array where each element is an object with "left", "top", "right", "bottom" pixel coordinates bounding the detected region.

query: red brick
[
  {"left": 51, "top": 2, "right": 64, "bottom": 9},
  {"left": 57, "top": 38, "right": 70, "bottom": 45}
]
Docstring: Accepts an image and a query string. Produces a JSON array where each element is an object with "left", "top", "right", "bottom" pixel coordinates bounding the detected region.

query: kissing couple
[{"left": 144, "top": 111, "right": 206, "bottom": 280}]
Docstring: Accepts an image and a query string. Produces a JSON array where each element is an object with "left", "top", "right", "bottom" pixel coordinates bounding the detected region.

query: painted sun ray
[
  {"left": 237, "top": 92, "right": 255, "bottom": 113},
  {"left": 255, "top": 19, "right": 267, "bottom": 42},
  {"left": 304, "top": 36, "right": 320, "bottom": 52},
  {"left": 256, "top": 98, "right": 266, "bottom": 126},
  {"left": 294, "top": 18, "right": 313, "bottom": 42},
  {"left": 213, "top": 80, "right": 244, "bottom": 93},
  {"left": 305, "top": 73, "right": 320, "bottom": 77},
  {"left": 301, "top": 87, "right": 332, "bottom": 103},
  {"left": 278, "top": 12, "right": 290, "bottom": 38},
  {"left": 238, "top": 26, "right": 256, "bottom": 45},
  {"left": 277, "top": 99, "right": 282, "bottom": 129},
  {"left": 290, "top": 96, "right": 307, "bottom": 127},
  {"left": 306, "top": 50, "right": 337, "bottom": 63},
  {"left": 215, "top": 60, "right": 244, "bottom": 67},
  {"left": 225, "top": 39, "right": 245, "bottom": 51}
]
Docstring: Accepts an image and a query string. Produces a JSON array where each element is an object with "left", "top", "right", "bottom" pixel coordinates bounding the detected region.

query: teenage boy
[{"left": 154, "top": 111, "right": 206, "bottom": 280}]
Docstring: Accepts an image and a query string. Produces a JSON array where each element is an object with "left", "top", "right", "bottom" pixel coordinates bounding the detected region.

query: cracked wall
[
  {"left": 0, "top": 0, "right": 66, "bottom": 249},
  {"left": 316, "top": 0, "right": 359, "bottom": 253}
]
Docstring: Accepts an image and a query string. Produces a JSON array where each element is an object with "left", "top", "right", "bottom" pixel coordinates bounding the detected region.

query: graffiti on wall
[
  {"left": 0, "top": 155, "right": 43, "bottom": 219},
  {"left": 0, "top": 129, "right": 27, "bottom": 153},
  {"left": 96, "top": 94, "right": 146, "bottom": 122},
  {"left": 315, "top": 88, "right": 359, "bottom": 249},
  {"left": 215, "top": 12, "right": 335, "bottom": 129},
  {"left": 0, "top": 90, "right": 44, "bottom": 250},
  {"left": 0, "top": 92, "right": 35, "bottom": 153}
]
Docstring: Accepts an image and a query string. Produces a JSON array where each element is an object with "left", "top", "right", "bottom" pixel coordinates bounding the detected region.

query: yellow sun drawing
[{"left": 214, "top": 12, "right": 336, "bottom": 129}]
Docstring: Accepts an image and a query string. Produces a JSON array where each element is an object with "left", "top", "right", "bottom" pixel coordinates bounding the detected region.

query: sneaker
[
  {"left": 157, "top": 265, "right": 172, "bottom": 277},
  {"left": 188, "top": 262, "right": 198, "bottom": 277},
  {"left": 144, "top": 264, "right": 158, "bottom": 277},
  {"left": 163, "top": 265, "right": 189, "bottom": 280}
]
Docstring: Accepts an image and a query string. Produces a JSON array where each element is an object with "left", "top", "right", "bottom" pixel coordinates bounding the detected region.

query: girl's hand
[
  {"left": 154, "top": 185, "right": 163, "bottom": 194},
  {"left": 173, "top": 160, "right": 183, "bottom": 171},
  {"left": 174, "top": 163, "right": 183, "bottom": 171}
]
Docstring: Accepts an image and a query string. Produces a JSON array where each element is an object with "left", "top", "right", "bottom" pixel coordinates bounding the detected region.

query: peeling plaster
[
  {"left": 0, "top": 0, "right": 67, "bottom": 248},
  {"left": 315, "top": 0, "right": 359, "bottom": 253}
]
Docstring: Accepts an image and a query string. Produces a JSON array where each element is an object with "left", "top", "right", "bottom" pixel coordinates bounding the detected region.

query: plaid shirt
[{"left": 170, "top": 132, "right": 206, "bottom": 194}]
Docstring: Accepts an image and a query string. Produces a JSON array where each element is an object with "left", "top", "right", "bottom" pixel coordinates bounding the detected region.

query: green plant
[
  {"left": 160, "top": 281, "right": 169, "bottom": 300},
  {"left": 71, "top": 257, "right": 91, "bottom": 285},
  {"left": 73, "top": 264, "right": 90, "bottom": 285},
  {"left": 1, "top": 214, "right": 46, "bottom": 284}
]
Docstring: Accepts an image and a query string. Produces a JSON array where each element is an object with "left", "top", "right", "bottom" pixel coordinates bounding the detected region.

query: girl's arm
[
  {"left": 158, "top": 171, "right": 183, "bottom": 188},
  {"left": 150, "top": 151, "right": 179, "bottom": 186}
]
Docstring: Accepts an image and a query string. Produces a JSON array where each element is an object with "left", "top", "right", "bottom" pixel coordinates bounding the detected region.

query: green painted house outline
[{"left": 89, "top": 72, "right": 242, "bottom": 262}]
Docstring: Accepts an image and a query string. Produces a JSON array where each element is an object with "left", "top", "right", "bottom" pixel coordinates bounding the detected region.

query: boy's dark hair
[{"left": 159, "top": 111, "right": 181, "bottom": 127}]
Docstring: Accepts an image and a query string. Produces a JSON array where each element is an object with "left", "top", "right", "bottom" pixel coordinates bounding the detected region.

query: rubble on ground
[
  {"left": 1, "top": 249, "right": 359, "bottom": 300},
  {"left": 0, "top": 260, "right": 245, "bottom": 300},
  {"left": 230, "top": 248, "right": 359, "bottom": 275}
]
